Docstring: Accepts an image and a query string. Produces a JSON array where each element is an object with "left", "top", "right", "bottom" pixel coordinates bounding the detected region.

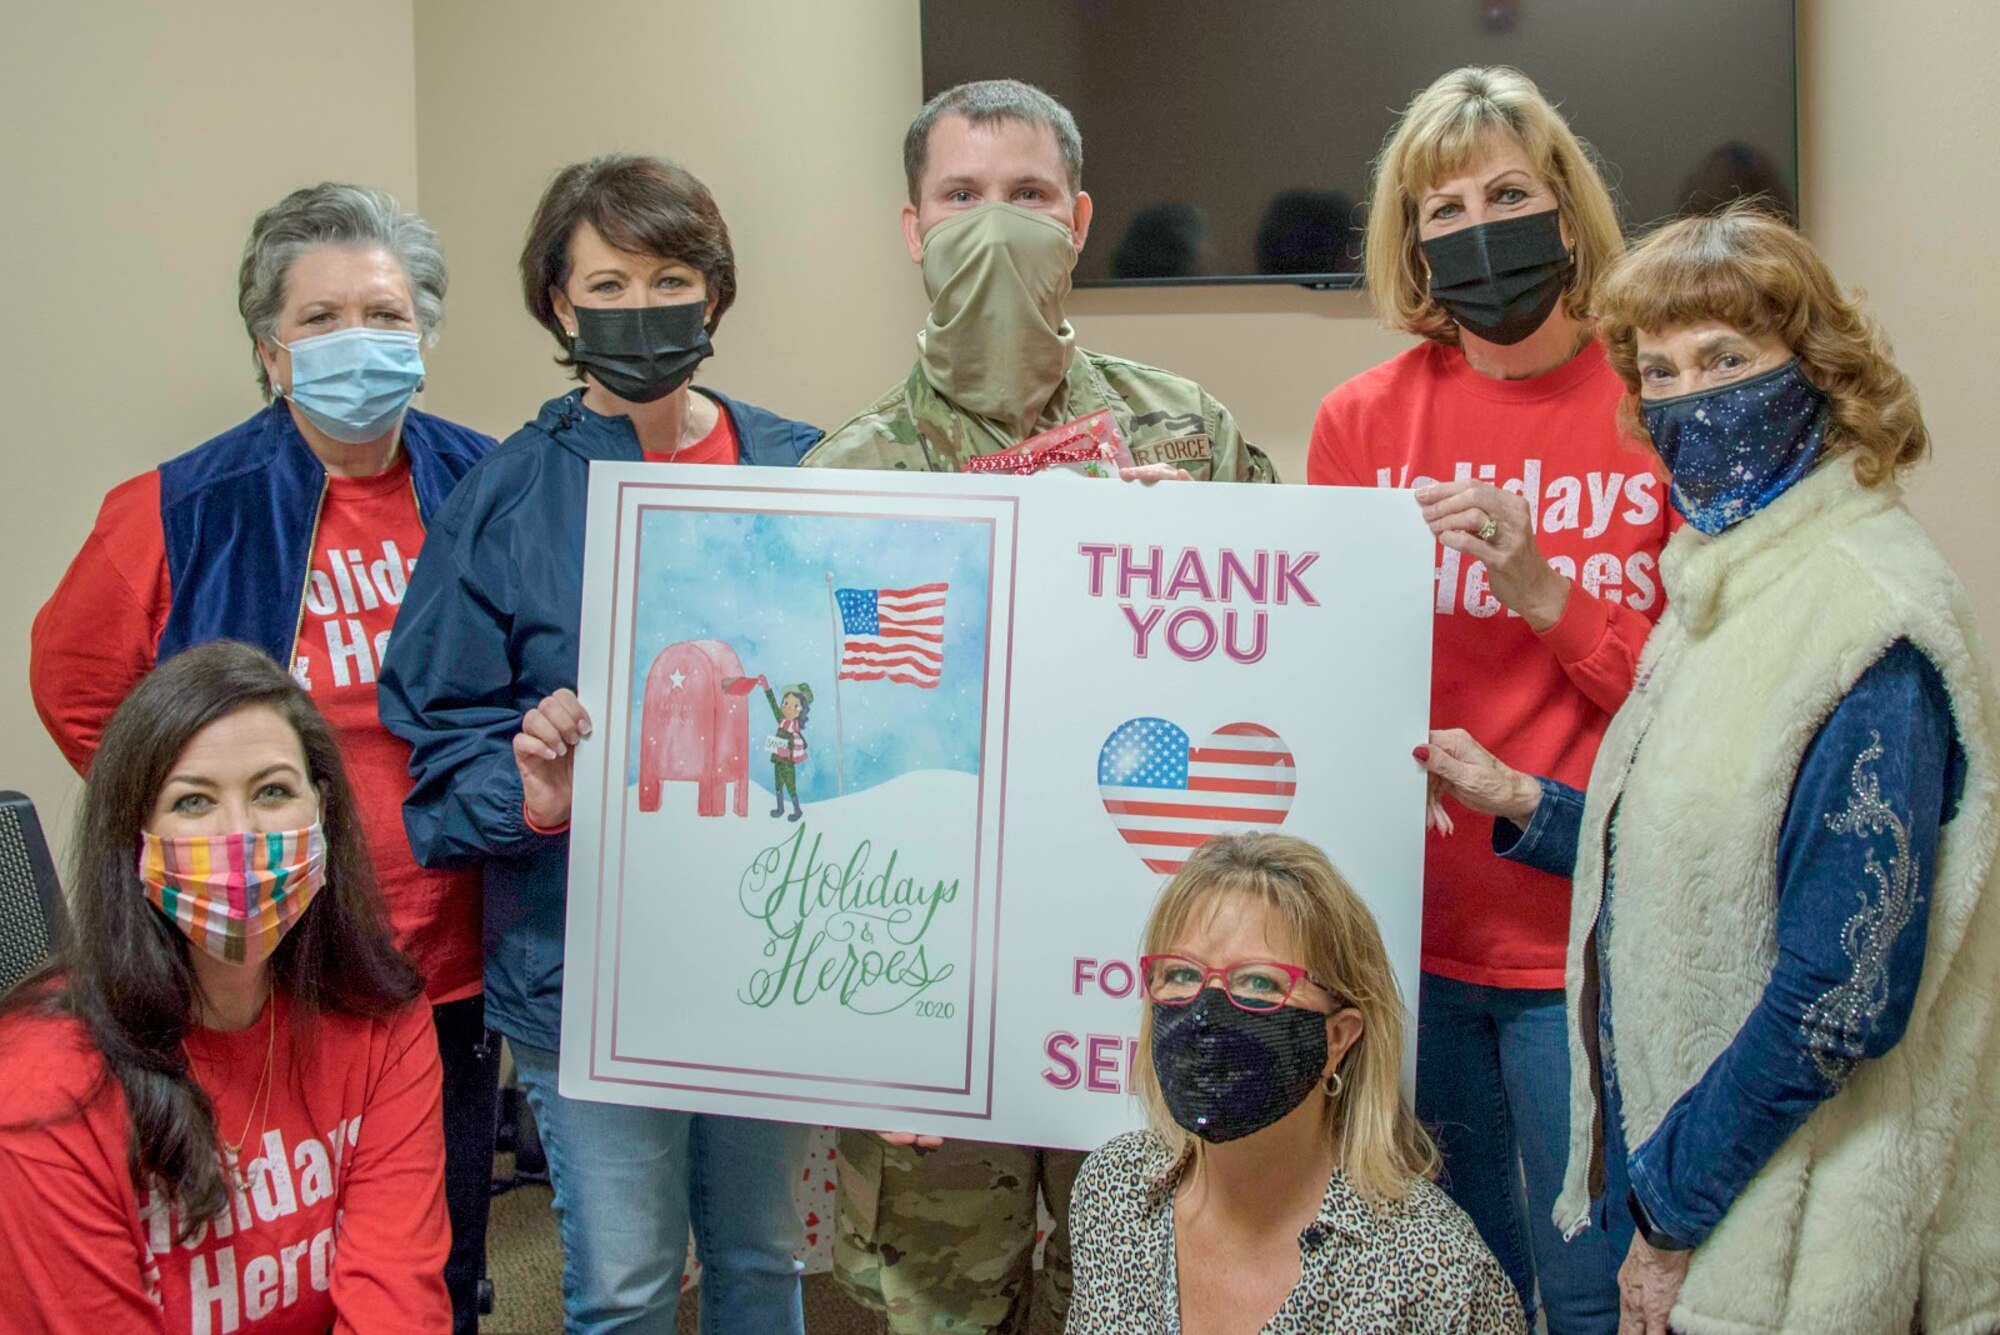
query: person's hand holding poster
[{"left": 558, "top": 464, "right": 1431, "bottom": 1150}]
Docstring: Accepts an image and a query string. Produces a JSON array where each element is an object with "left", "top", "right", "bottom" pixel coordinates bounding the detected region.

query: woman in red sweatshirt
[
  {"left": 0, "top": 641, "right": 449, "bottom": 1333},
  {"left": 1306, "top": 67, "right": 1671, "bottom": 1334},
  {"left": 29, "top": 183, "right": 495, "bottom": 1333}
]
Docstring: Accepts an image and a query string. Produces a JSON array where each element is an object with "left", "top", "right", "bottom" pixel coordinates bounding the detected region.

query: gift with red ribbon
[{"left": 963, "top": 409, "right": 1134, "bottom": 478}]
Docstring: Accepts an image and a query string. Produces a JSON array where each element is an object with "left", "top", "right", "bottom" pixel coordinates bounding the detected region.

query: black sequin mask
[
  {"left": 1151, "top": 989, "right": 1328, "bottom": 1143},
  {"left": 1642, "top": 358, "right": 1829, "bottom": 535}
]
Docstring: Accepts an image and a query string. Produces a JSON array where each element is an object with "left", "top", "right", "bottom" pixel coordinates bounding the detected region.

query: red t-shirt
[
  {"left": 288, "top": 461, "right": 481, "bottom": 1003},
  {"left": 30, "top": 458, "right": 481, "bottom": 1004},
  {"left": 642, "top": 403, "right": 738, "bottom": 465},
  {"left": 1307, "top": 340, "right": 1673, "bottom": 989},
  {"left": 0, "top": 992, "right": 450, "bottom": 1334}
]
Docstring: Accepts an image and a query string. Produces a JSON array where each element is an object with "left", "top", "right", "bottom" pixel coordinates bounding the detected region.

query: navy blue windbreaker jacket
[{"left": 377, "top": 388, "right": 819, "bottom": 1049}]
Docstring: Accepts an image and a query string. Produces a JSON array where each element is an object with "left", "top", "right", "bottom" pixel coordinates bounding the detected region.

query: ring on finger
[{"left": 1478, "top": 515, "right": 1499, "bottom": 542}]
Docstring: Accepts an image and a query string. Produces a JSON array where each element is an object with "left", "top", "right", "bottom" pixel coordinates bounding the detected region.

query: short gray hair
[
  {"left": 237, "top": 183, "right": 447, "bottom": 398},
  {"left": 904, "top": 79, "right": 1083, "bottom": 203}
]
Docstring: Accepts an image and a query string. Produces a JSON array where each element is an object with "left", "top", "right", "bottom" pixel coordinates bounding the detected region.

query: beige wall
[
  {"left": 406, "top": 0, "right": 1416, "bottom": 499},
  {"left": 6, "top": 0, "right": 1998, "bottom": 853},
  {"left": 412, "top": 0, "right": 2000, "bottom": 623},
  {"left": 0, "top": 1, "right": 420, "bottom": 850},
  {"left": 410, "top": 0, "right": 930, "bottom": 447},
  {"left": 1798, "top": 1, "right": 2000, "bottom": 648}
]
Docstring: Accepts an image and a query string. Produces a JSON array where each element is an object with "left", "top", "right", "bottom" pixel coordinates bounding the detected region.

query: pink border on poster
[{"left": 585, "top": 478, "right": 1020, "bottom": 1120}]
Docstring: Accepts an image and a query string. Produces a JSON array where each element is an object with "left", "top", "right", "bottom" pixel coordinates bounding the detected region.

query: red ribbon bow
[{"left": 964, "top": 409, "right": 1124, "bottom": 476}]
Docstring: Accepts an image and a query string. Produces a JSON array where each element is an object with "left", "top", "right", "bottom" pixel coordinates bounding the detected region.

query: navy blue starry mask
[
  {"left": 1642, "top": 358, "right": 1829, "bottom": 536},
  {"left": 1151, "top": 989, "right": 1328, "bottom": 1143}
]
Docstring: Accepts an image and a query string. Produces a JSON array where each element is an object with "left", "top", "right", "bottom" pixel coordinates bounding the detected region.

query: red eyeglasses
[{"left": 1138, "top": 954, "right": 1337, "bottom": 1014}]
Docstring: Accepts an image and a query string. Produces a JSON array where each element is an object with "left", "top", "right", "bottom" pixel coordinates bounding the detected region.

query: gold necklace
[
  {"left": 669, "top": 396, "right": 716, "bottom": 454},
  {"left": 189, "top": 1002, "right": 276, "bottom": 1178}
]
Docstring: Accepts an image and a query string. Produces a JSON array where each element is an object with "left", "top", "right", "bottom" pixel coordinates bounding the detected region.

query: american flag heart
[{"left": 1097, "top": 718, "right": 1296, "bottom": 874}]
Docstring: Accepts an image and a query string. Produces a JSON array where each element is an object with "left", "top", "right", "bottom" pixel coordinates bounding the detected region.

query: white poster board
[{"left": 558, "top": 465, "right": 1432, "bottom": 1151}]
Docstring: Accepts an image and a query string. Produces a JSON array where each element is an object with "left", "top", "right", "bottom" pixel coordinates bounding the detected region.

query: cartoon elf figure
[{"left": 758, "top": 676, "right": 811, "bottom": 821}]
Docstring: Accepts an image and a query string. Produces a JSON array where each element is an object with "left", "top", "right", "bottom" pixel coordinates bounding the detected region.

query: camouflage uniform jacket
[{"left": 801, "top": 350, "right": 1279, "bottom": 482}]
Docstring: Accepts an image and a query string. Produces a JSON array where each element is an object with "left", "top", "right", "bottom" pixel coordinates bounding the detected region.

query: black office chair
[{"left": 0, "top": 791, "right": 67, "bottom": 993}]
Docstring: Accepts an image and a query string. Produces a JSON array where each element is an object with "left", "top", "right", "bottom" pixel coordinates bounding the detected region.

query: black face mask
[
  {"left": 1151, "top": 989, "right": 1329, "bottom": 1144},
  {"left": 570, "top": 302, "right": 713, "bottom": 404},
  {"left": 1421, "top": 209, "right": 1574, "bottom": 346}
]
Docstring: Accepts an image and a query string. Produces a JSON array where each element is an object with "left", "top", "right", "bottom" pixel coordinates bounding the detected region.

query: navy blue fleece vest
[{"left": 156, "top": 403, "right": 492, "bottom": 665}]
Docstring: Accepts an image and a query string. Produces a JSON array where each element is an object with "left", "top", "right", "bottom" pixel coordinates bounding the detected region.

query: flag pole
[{"left": 825, "top": 573, "right": 848, "bottom": 795}]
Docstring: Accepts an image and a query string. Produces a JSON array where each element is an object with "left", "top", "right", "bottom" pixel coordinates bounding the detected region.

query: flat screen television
[{"left": 920, "top": 0, "right": 1797, "bottom": 288}]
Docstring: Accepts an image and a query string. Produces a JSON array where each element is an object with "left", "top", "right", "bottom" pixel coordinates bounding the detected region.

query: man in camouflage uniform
[{"left": 804, "top": 77, "right": 1277, "bottom": 1334}]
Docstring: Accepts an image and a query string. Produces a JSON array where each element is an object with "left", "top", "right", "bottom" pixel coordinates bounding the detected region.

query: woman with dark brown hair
[
  {"left": 0, "top": 640, "right": 449, "bottom": 1332},
  {"left": 29, "top": 182, "right": 497, "bottom": 1333},
  {"left": 377, "top": 154, "right": 819, "bottom": 1334}
]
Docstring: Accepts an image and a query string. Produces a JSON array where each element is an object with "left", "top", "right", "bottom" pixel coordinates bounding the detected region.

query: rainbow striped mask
[{"left": 139, "top": 825, "right": 327, "bottom": 967}]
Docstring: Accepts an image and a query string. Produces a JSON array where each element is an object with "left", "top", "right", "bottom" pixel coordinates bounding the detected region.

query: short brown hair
[
  {"left": 1596, "top": 204, "right": 1929, "bottom": 487},
  {"left": 519, "top": 154, "right": 737, "bottom": 370},
  {"left": 1131, "top": 834, "right": 1437, "bottom": 1206},
  {"left": 1364, "top": 66, "right": 1624, "bottom": 343},
  {"left": 904, "top": 79, "right": 1083, "bottom": 204}
]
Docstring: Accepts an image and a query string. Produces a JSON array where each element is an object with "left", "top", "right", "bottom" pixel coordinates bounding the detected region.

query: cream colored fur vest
[{"left": 1556, "top": 460, "right": 2000, "bottom": 1333}]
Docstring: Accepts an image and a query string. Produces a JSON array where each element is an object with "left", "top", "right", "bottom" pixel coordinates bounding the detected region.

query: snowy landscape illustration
[{"left": 624, "top": 508, "right": 993, "bottom": 806}]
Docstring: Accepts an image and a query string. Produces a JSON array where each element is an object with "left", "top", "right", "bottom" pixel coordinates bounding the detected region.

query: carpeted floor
[
  {"left": 481, "top": 1174, "right": 564, "bottom": 1334},
  {"left": 482, "top": 1164, "right": 1526, "bottom": 1333},
  {"left": 479, "top": 1059, "right": 1066, "bottom": 1332},
  {"left": 481, "top": 1164, "right": 908, "bottom": 1333},
  {"left": 483, "top": 1168, "right": 1066, "bottom": 1333}
]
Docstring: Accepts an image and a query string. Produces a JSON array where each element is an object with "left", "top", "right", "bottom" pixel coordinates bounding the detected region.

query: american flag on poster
[
  {"left": 834, "top": 583, "right": 948, "bottom": 688},
  {"left": 1096, "top": 718, "right": 1296, "bottom": 873}
]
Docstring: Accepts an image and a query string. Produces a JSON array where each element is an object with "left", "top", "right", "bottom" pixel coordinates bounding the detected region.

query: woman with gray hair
[{"left": 31, "top": 181, "right": 498, "bottom": 1333}]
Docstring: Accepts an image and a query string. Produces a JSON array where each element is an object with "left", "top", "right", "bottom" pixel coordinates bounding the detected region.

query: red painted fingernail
[{"left": 1412, "top": 745, "right": 1432, "bottom": 763}]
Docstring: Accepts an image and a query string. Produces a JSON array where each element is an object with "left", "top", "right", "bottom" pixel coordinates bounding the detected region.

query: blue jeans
[
  {"left": 1416, "top": 973, "right": 1627, "bottom": 1335},
  {"left": 511, "top": 1041, "right": 809, "bottom": 1334}
]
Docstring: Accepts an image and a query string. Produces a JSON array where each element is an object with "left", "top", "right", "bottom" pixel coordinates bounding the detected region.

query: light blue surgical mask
[{"left": 279, "top": 327, "right": 425, "bottom": 444}]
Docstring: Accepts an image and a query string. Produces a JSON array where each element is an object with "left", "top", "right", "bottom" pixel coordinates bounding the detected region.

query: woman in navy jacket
[{"left": 378, "top": 154, "right": 819, "bottom": 1335}]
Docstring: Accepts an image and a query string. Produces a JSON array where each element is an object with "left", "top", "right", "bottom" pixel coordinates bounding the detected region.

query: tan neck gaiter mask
[{"left": 918, "top": 202, "right": 1079, "bottom": 437}]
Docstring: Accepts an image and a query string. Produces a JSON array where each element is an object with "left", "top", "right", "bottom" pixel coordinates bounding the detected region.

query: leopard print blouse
[{"left": 1065, "top": 1131, "right": 1524, "bottom": 1334}]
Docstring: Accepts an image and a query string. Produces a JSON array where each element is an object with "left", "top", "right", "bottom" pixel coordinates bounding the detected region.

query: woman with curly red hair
[{"left": 1421, "top": 205, "right": 2000, "bottom": 1333}]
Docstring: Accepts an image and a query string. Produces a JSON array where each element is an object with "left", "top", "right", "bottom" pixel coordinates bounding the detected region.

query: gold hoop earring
[{"left": 1323, "top": 1070, "right": 1344, "bottom": 1099}]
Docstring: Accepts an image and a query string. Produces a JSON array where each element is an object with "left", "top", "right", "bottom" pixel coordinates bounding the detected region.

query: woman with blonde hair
[
  {"left": 1308, "top": 66, "right": 1668, "bottom": 1329},
  {"left": 1422, "top": 205, "right": 2000, "bottom": 1332},
  {"left": 1065, "top": 834, "right": 1521, "bottom": 1333}
]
